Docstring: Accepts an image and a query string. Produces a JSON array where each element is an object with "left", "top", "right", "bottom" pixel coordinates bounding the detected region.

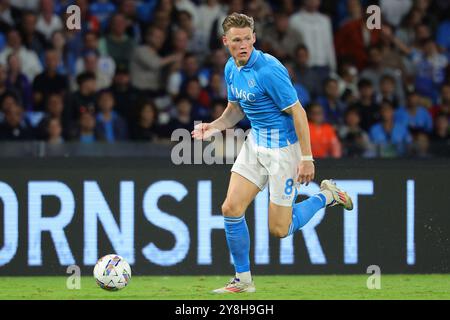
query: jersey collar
[{"left": 238, "top": 48, "right": 259, "bottom": 70}]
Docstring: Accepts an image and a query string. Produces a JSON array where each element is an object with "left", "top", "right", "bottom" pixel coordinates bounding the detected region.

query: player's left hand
[{"left": 296, "top": 161, "right": 315, "bottom": 185}]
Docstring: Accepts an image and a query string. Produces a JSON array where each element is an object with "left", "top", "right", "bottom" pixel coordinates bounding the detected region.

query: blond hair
[{"left": 222, "top": 12, "right": 254, "bottom": 34}]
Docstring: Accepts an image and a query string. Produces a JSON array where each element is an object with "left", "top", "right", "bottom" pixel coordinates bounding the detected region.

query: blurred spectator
[
  {"left": 275, "top": 0, "right": 296, "bottom": 16},
  {"left": 289, "top": 0, "right": 336, "bottom": 71},
  {"left": 99, "top": 13, "right": 135, "bottom": 69},
  {"left": 395, "top": 90, "right": 433, "bottom": 133},
  {"left": 380, "top": 0, "right": 413, "bottom": 27},
  {"left": 335, "top": 4, "right": 381, "bottom": 71},
  {"left": 352, "top": 78, "right": 380, "bottom": 131},
  {"left": 75, "top": 31, "right": 116, "bottom": 86},
  {"left": 69, "top": 71, "right": 97, "bottom": 120},
  {"left": 409, "top": 129, "right": 431, "bottom": 158},
  {"left": 36, "top": 92, "right": 68, "bottom": 140},
  {"left": 395, "top": 7, "right": 423, "bottom": 46},
  {"left": 260, "top": 10, "right": 304, "bottom": 61},
  {"left": 174, "top": 0, "right": 199, "bottom": 27},
  {"left": 0, "top": 0, "right": 21, "bottom": 33},
  {"left": 360, "top": 45, "right": 405, "bottom": 105},
  {"left": 308, "top": 103, "right": 342, "bottom": 158},
  {"left": 338, "top": 106, "right": 373, "bottom": 157},
  {"left": 0, "top": 29, "right": 43, "bottom": 82},
  {"left": 161, "top": 95, "right": 194, "bottom": 138},
  {"left": 316, "top": 77, "right": 347, "bottom": 126},
  {"left": 81, "top": 30, "right": 104, "bottom": 53},
  {"left": 19, "top": 10, "right": 47, "bottom": 56},
  {"left": 76, "top": 0, "right": 101, "bottom": 33},
  {"left": 205, "top": 71, "right": 227, "bottom": 101},
  {"left": 284, "top": 60, "right": 311, "bottom": 106},
  {"left": 378, "top": 24, "right": 408, "bottom": 79},
  {"left": 117, "top": 0, "right": 142, "bottom": 43},
  {"left": 130, "top": 99, "right": 161, "bottom": 141},
  {"left": 36, "top": 0, "right": 63, "bottom": 41},
  {"left": 95, "top": 89, "right": 128, "bottom": 142},
  {"left": 13, "top": 0, "right": 39, "bottom": 11},
  {"left": 1, "top": 91, "right": 19, "bottom": 115},
  {"left": 369, "top": 100, "right": 412, "bottom": 157},
  {"left": 60, "top": 27, "right": 84, "bottom": 76},
  {"left": 375, "top": 74, "right": 403, "bottom": 108},
  {"left": 246, "top": 0, "right": 272, "bottom": 37},
  {"left": 75, "top": 49, "right": 115, "bottom": 90},
  {"left": 130, "top": 26, "right": 182, "bottom": 95},
  {"left": 32, "top": 49, "right": 69, "bottom": 111},
  {"left": 0, "top": 64, "right": 19, "bottom": 107},
  {"left": 50, "top": 30, "right": 75, "bottom": 76},
  {"left": 412, "top": 23, "right": 433, "bottom": 49},
  {"left": 210, "top": 98, "right": 227, "bottom": 122},
  {"left": 109, "top": 65, "right": 140, "bottom": 126},
  {"left": 182, "top": 77, "right": 210, "bottom": 121},
  {"left": 196, "top": 0, "right": 224, "bottom": 43},
  {"left": 430, "top": 112, "right": 450, "bottom": 156},
  {"left": 198, "top": 48, "right": 228, "bottom": 82},
  {"left": 414, "top": 0, "right": 438, "bottom": 32},
  {"left": 150, "top": 8, "right": 174, "bottom": 55},
  {"left": 293, "top": 44, "right": 324, "bottom": 99},
  {"left": 392, "top": 28, "right": 447, "bottom": 102},
  {"left": 167, "top": 53, "right": 207, "bottom": 97},
  {"left": 171, "top": 28, "right": 190, "bottom": 58},
  {"left": 436, "top": 11, "right": 450, "bottom": 52},
  {"left": 89, "top": 0, "right": 117, "bottom": 31},
  {"left": 5, "top": 52, "right": 33, "bottom": 111},
  {"left": 334, "top": 0, "right": 365, "bottom": 28},
  {"left": 0, "top": 100, "right": 34, "bottom": 140},
  {"left": 175, "top": 10, "right": 209, "bottom": 61},
  {"left": 429, "top": 83, "right": 450, "bottom": 119},
  {"left": 71, "top": 110, "right": 97, "bottom": 143},
  {"left": 46, "top": 117, "right": 64, "bottom": 145},
  {"left": 335, "top": 62, "right": 358, "bottom": 105},
  {"left": 409, "top": 38, "right": 448, "bottom": 102}
]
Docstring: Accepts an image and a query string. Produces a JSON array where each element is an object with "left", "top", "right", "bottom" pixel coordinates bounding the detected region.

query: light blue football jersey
[{"left": 225, "top": 49, "right": 299, "bottom": 148}]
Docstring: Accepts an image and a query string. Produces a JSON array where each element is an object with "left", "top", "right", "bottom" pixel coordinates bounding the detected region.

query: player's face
[{"left": 223, "top": 27, "right": 256, "bottom": 66}]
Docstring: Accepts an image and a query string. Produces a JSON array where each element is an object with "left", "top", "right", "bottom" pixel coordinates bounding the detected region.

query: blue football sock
[
  {"left": 224, "top": 215, "right": 250, "bottom": 273},
  {"left": 287, "top": 193, "right": 327, "bottom": 236}
]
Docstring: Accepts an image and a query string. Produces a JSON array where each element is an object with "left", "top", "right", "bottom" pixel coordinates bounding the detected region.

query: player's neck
[
  {"left": 233, "top": 48, "right": 254, "bottom": 68},
  {"left": 234, "top": 58, "right": 248, "bottom": 67}
]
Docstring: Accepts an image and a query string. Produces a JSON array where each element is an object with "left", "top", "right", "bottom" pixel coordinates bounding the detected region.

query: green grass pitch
[{"left": 1, "top": 275, "right": 449, "bottom": 300}]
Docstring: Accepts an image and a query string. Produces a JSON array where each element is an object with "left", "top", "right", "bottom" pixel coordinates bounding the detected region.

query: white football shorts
[{"left": 231, "top": 133, "right": 301, "bottom": 207}]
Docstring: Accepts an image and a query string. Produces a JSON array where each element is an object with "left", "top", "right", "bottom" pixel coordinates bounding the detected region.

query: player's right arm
[{"left": 191, "top": 101, "right": 244, "bottom": 140}]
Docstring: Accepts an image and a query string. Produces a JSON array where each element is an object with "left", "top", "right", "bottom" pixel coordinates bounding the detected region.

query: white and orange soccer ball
[{"left": 93, "top": 254, "right": 131, "bottom": 291}]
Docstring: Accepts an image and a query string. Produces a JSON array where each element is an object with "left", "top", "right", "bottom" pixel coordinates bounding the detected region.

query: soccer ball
[{"left": 93, "top": 254, "right": 131, "bottom": 291}]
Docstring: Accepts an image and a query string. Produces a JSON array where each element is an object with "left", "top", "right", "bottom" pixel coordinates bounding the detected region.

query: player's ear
[
  {"left": 252, "top": 32, "right": 256, "bottom": 44},
  {"left": 222, "top": 34, "right": 228, "bottom": 46}
]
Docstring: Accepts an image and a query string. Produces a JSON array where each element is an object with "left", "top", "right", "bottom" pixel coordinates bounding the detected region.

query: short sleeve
[{"left": 259, "top": 63, "right": 299, "bottom": 111}]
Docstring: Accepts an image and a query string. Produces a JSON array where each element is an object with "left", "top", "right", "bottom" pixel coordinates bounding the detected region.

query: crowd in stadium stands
[{"left": 0, "top": 0, "right": 449, "bottom": 158}]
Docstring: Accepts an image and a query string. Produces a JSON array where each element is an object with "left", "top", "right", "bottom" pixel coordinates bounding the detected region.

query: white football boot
[
  {"left": 212, "top": 278, "right": 256, "bottom": 294},
  {"left": 320, "top": 179, "right": 354, "bottom": 210}
]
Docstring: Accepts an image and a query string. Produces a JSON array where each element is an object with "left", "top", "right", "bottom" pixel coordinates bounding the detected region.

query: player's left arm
[
  {"left": 284, "top": 102, "right": 315, "bottom": 185},
  {"left": 260, "top": 62, "right": 314, "bottom": 184}
]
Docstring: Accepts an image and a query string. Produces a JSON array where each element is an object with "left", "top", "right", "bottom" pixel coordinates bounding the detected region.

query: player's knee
[
  {"left": 269, "top": 225, "right": 289, "bottom": 238},
  {"left": 221, "top": 200, "right": 244, "bottom": 217}
]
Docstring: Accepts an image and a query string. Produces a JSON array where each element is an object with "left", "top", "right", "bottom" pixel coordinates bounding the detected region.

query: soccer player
[{"left": 191, "top": 13, "right": 353, "bottom": 293}]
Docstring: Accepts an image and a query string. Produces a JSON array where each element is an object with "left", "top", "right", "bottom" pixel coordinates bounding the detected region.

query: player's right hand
[{"left": 191, "top": 123, "right": 220, "bottom": 140}]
